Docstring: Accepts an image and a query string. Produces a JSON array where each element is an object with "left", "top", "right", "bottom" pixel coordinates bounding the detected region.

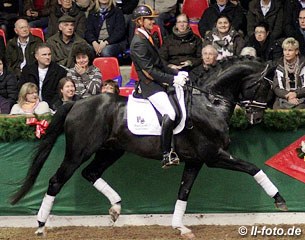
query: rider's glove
[
  {"left": 178, "top": 71, "right": 189, "bottom": 78},
  {"left": 174, "top": 75, "right": 187, "bottom": 87}
]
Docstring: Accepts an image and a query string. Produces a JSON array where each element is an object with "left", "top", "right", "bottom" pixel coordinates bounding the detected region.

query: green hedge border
[{"left": 0, "top": 110, "right": 304, "bottom": 142}]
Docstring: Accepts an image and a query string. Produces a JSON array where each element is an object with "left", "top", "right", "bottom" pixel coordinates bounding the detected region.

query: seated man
[
  {"left": 47, "top": 15, "right": 88, "bottom": 68},
  {"left": 190, "top": 45, "right": 218, "bottom": 80},
  {"left": 47, "top": 0, "right": 86, "bottom": 38},
  {"left": 289, "top": 8, "right": 305, "bottom": 56},
  {"left": 19, "top": 43, "right": 67, "bottom": 107},
  {"left": 6, "top": 18, "right": 43, "bottom": 78}
]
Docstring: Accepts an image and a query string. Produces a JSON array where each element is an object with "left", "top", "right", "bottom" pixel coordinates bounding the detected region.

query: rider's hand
[{"left": 174, "top": 75, "right": 187, "bottom": 87}]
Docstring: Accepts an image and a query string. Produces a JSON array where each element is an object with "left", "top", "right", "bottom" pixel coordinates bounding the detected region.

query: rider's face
[{"left": 141, "top": 17, "right": 155, "bottom": 31}]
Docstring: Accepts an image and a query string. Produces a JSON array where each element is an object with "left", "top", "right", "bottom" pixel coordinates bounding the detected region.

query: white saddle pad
[{"left": 127, "top": 85, "right": 186, "bottom": 135}]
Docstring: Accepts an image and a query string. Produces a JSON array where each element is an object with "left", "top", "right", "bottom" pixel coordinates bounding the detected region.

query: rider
[{"left": 130, "top": 5, "right": 188, "bottom": 168}]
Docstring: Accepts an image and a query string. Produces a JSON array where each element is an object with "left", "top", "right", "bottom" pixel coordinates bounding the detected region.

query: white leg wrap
[
  {"left": 93, "top": 178, "right": 121, "bottom": 205},
  {"left": 254, "top": 170, "right": 278, "bottom": 197},
  {"left": 172, "top": 200, "right": 187, "bottom": 229},
  {"left": 37, "top": 194, "right": 55, "bottom": 223}
]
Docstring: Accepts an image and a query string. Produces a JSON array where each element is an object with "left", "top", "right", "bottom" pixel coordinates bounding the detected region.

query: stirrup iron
[{"left": 162, "top": 149, "right": 180, "bottom": 169}]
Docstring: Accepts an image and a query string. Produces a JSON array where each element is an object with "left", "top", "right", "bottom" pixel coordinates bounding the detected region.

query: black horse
[{"left": 11, "top": 57, "right": 287, "bottom": 239}]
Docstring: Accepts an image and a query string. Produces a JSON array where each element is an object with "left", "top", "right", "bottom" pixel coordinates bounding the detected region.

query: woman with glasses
[
  {"left": 202, "top": 14, "right": 245, "bottom": 60},
  {"left": 159, "top": 13, "right": 202, "bottom": 72},
  {"left": 272, "top": 37, "right": 305, "bottom": 109},
  {"left": 10, "top": 82, "right": 50, "bottom": 114}
]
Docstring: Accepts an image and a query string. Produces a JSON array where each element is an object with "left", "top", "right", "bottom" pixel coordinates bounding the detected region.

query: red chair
[
  {"left": 182, "top": 0, "right": 209, "bottom": 22},
  {"left": 189, "top": 23, "right": 201, "bottom": 37},
  {"left": 30, "top": 28, "right": 45, "bottom": 42},
  {"left": 125, "top": 62, "right": 139, "bottom": 87},
  {"left": 93, "top": 57, "right": 123, "bottom": 87},
  {"left": 0, "top": 29, "right": 6, "bottom": 46},
  {"left": 119, "top": 86, "right": 134, "bottom": 97},
  {"left": 151, "top": 24, "right": 163, "bottom": 47}
]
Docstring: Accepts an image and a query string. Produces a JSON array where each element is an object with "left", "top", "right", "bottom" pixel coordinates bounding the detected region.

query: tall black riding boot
[{"left": 161, "top": 114, "right": 180, "bottom": 169}]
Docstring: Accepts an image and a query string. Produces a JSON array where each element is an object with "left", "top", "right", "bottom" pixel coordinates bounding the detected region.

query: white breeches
[{"left": 148, "top": 91, "right": 176, "bottom": 121}]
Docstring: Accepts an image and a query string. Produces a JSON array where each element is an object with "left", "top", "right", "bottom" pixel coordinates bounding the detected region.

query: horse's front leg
[
  {"left": 206, "top": 148, "right": 288, "bottom": 211},
  {"left": 172, "top": 161, "right": 203, "bottom": 239}
]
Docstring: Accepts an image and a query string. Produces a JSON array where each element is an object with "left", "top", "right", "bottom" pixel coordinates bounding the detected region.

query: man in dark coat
[
  {"left": 198, "top": 0, "right": 245, "bottom": 38},
  {"left": 130, "top": 5, "right": 188, "bottom": 168},
  {"left": 19, "top": 43, "right": 67, "bottom": 107},
  {"left": 283, "top": 0, "right": 305, "bottom": 38}
]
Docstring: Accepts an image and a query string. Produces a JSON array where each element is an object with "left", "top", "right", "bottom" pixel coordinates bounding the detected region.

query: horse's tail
[{"left": 10, "top": 102, "right": 75, "bottom": 205}]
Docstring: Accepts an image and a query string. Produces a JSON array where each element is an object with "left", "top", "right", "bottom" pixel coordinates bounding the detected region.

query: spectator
[
  {"left": 0, "top": 36, "right": 5, "bottom": 59},
  {"left": 101, "top": 79, "right": 119, "bottom": 94},
  {"left": 283, "top": 0, "right": 305, "bottom": 38},
  {"left": 19, "top": 43, "right": 67, "bottom": 107},
  {"left": 0, "top": 56, "right": 18, "bottom": 113},
  {"left": 247, "top": 0, "right": 284, "bottom": 41},
  {"left": 138, "top": 0, "right": 178, "bottom": 37},
  {"left": 240, "top": 46, "right": 257, "bottom": 57},
  {"left": 23, "top": 0, "right": 57, "bottom": 28},
  {"left": 202, "top": 14, "right": 245, "bottom": 60},
  {"left": 47, "top": 0, "right": 86, "bottom": 38},
  {"left": 288, "top": 8, "right": 305, "bottom": 57},
  {"left": 272, "top": 37, "right": 305, "bottom": 109},
  {"left": 47, "top": 15, "right": 88, "bottom": 68},
  {"left": 85, "top": 0, "right": 127, "bottom": 57},
  {"left": 51, "top": 76, "right": 81, "bottom": 111},
  {"left": 10, "top": 82, "right": 50, "bottom": 115},
  {"left": 159, "top": 13, "right": 202, "bottom": 72},
  {"left": 246, "top": 21, "right": 283, "bottom": 62},
  {"left": 198, "top": 0, "right": 245, "bottom": 38},
  {"left": 0, "top": 0, "right": 21, "bottom": 39},
  {"left": 189, "top": 45, "right": 218, "bottom": 80},
  {"left": 67, "top": 43, "right": 102, "bottom": 98},
  {"left": 6, "top": 18, "right": 43, "bottom": 78}
]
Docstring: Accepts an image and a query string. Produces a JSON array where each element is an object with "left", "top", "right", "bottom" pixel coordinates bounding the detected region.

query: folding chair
[
  {"left": 30, "top": 28, "right": 45, "bottom": 42},
  {"left": 125, "top": 62, "right": 139, "bottom": 87},
  {"left": 182, "top": 0, "right": 209, "bottom": 22},
  {"left": 93, "top": 57, "right": 123, "bottom": 87},
  {"left": 151, "top": 24, "right": 163, "bottom": 47},
  {"left": 189, "top": 23, "right": 201, "bottom": 37},
  {"left": 119, "top": 86, "right": 134, "bottom": 97},
  {"left": 0, "top": 29, "right": 6, "bottom": 46}
]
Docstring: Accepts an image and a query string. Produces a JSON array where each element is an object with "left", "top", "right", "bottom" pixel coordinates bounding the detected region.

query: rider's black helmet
[{"left": 132, "top": 5, "right": 158, "bottom": 22}]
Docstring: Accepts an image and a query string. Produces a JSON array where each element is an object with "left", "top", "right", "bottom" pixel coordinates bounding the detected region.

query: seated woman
[
  {"left": 0, "top": 56, "right": 18, "bottom": 114},
  {"left": 159, "top": 13, "right": 202, "bottom": 72},
  {"left": 101, "top": 79, "right": 119, "bottom": 94},
  {"left": 51, "top": 77, "right": 81, "bottom": 111},
  {"left": 85, "top": 0, "right": 127, "bottom": 57},
  {"left": 10, "top": 82, "right": 50, "bottom": 115},
  {"left": 67, "top": 43, "right": 102, "bottom": 98},
  {"left": 273, "top": 37, "right": 305, "bottom": 110},
  {"left": 202, "top": 14, "right": 245, "bottom": 60}
]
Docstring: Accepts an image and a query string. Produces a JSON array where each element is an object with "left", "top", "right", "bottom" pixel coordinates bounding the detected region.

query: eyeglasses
[
  {"left": 176, "top": 21, "right": 188, "bottom": 24},
  {"left": 299, "top": 17, "right": 305, "bottom": 20},
  {"left": 254, "top": 31, "right": 267, "bottom": 34}
]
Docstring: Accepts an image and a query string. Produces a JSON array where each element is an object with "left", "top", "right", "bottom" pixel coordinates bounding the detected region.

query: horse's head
[{"left": 239, "top": 63, "right": 272, "bottom": 124}]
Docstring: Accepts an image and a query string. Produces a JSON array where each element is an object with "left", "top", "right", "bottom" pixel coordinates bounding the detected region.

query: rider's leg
[{"left": 148, "top": 92, "right": 179, "bottom": 168}]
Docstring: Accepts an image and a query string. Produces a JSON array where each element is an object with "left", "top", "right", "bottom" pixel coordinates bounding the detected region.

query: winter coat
[
  {"left": 247, "top": 0, "right": 284, "bottom": 41},
  {"left": 0, "top": 69, "right": 18, "bottom": 109},
  {"left": 159, "top": 27, "right": 202, "bottom": 71},
  {"left": 47, "top": 2, "right": 86, "bottom": 38},
  {"left": 23, "top": 0, "right": 57, "bottom": 17}
]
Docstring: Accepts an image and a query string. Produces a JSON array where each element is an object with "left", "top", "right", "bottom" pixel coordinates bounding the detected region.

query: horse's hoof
[
  {"left": 109, "top": 203, "right": 121, "bottom": 223},
  {"left": 181, "top": 232, "right": 196, "bottom": 239},
  {"left": 35, "top": 226, "right": 46, "bottom": 236},
  {"left": 275, "top": 201, "right": 288, "bottom": 211}
]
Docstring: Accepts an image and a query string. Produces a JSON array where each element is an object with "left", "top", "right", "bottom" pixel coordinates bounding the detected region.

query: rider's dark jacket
[{"left": 130, "top": 29, "right": 178, "bottom": 98}]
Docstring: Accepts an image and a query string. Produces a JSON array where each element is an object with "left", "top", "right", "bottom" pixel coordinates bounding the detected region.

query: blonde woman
[
  {"left": 10, "top": 83, "right": 50, "bottom": 115},
  {"left": 85, "top": 0, "right": 127, "bottom": 57},
  {"left": 272, "top": 37, "right": 305, "bottom": 109}
]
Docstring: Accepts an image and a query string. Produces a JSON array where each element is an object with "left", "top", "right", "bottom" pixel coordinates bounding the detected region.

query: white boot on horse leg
[
  {"left": 93, "top": 178, "right": 122, "bottom": 223},
  {"left": 172, "top": 200, "right": 195, "bottom": 239},
  {"left": 35, "top": 194, "right": 55, "bottom": 236},
  {"left": 254, "top": 170, "right": 288, "bottom": 211}
]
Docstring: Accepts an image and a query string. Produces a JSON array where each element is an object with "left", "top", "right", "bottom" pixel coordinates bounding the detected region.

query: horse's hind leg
[
  {"left": 206, "top": 148, "right": 288, "bottom": 211},
  {"left": 35, "top": 152, "right": 90, "bottom": 236},
  {"left": 81, "top": 148, "right": 125, "bottom": 223}
]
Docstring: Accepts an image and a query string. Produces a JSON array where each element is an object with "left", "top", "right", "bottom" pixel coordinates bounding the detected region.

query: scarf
[
  {"left": 172, "top": 26, "right": 192, "bottom": 39},
  {"left": 284, "top": 56, "right": 300, "bottom": 91}
]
